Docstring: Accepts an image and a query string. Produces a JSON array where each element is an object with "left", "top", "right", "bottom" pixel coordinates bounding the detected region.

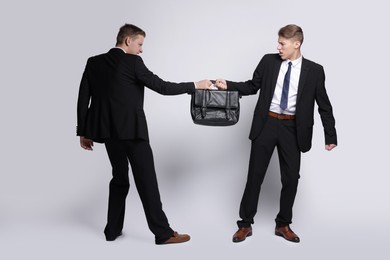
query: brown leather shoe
[
  {"left": 275, "top": 225, "right": 300, "bottom": 243},
  {"left": 232, "top": 227, "right": 252, "bottom": 243},
  {"left": 160, "top": 231, "right": 190, "bottom": 245}
]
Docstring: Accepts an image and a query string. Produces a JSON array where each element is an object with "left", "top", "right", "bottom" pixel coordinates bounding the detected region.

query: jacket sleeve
[
  {"left": 134, "top": 56, "right": 195, "bottom": 95},
  {"left": 76, "top": 61, "right": 91, "bottom": 136},
  {"left": 315, "top": 66, "right": 337, "bottom": 145}
]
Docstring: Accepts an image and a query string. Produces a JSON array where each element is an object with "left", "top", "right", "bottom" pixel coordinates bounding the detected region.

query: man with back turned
[{"left": 77, "top": 23, "right": 211, "bottom": 244}]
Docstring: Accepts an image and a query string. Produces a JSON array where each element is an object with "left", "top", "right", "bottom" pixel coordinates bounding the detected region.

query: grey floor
[{"left": 2, "top": 163, "right": 386, "bottom": 260}]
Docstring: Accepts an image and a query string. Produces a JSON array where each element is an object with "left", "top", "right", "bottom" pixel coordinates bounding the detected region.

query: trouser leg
[
  {"left": 104, "top": 139, "right": 130, "bottom": 239},
  {"left": 237, "top": 119, "right": 277, "bottom": 228},
  {"left": 124, "top": 140, "right": 173, "bottom": 244},
  {"left": 275, "top": 120, "right": 301, "bottom": 226}
]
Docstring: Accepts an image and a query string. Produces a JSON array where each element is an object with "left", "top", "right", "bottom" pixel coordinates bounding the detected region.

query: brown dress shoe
[
  {"left": 275, "top": 225, "right": 300, "bottom": 243},
  {"left": 232, "top": 227, "right": 252, "bottom": 243},
  {"left": 160, "top": 231, "right": 190, "bottom": 245}
]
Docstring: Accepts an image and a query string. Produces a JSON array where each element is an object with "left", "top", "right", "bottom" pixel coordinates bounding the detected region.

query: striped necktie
[{"left": 280, "top": 61, "right": 292, "bottom": 111}]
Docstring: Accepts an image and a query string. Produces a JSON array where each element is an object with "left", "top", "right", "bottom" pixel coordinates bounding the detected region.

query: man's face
[
  {"left": 277, "top": 36, "right": 300, "bottom": 60},
  {"left": 127, "top": 35, "right": 144, "bottom": 55}
]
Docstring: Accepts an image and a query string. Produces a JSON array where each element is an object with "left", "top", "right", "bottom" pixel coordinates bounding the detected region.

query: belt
[{"left": 268, "top": 111, "right": 296, "bottom": 120}]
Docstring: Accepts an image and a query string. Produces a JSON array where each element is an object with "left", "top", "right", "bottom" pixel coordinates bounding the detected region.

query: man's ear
[
  {"left": 294, "top": 40, "right": 301, "bottom": 49},
  {"left": 125, "top": 37, "right": 132, "bottom": 46}
]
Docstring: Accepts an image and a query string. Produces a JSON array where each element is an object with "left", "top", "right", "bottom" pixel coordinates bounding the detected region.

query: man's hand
[
  {"left": 195, "top": 80, "right": 212, "bottom": 89},
  {"left": 215, "top": 79, "right": 227, "bottom": 90},
  {"left": 80, "top": 136, "right": 94, "bottom": 151},
  {"left": 325, "top": 144, "right": 337, "bottom": 151}
]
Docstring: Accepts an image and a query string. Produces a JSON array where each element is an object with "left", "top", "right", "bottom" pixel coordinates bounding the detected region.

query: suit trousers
[
  {"left": 104, "top": 139, "right": 174, "bottom": 244},
  {"left": 237, "top": 116, "right": 301, "bottom": 228}
]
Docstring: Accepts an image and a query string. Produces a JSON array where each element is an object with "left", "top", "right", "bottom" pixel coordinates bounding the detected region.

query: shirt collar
[
  {"left": 285, "top": 55, "right": 302, "bottom": 67},
  {"left": 114, "top": 47, "right": 127, "bottom": 53}
]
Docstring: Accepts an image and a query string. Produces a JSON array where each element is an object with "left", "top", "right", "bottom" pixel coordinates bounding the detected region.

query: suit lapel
[
  {"left": 271, "top": 59, "right": 282, "bottom": 95},
  {"left": 296, "top": 58, "right": 309, "bottom": 104}
]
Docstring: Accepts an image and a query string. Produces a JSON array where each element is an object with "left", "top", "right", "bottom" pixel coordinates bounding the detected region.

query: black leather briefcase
[{"left": 190, "top": 89, "right": 240, "bottom": 126}]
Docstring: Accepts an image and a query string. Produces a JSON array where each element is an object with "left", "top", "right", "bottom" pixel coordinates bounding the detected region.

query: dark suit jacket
[
  {"left": 77, "top": 48, "right": 195, "bottom": 142},
  {"left": 227, "top": 53, "right": 337, "bottom": 153}
]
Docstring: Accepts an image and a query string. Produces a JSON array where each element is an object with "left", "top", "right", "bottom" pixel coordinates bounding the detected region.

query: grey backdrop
[{"left": 1, "top": 0, "right": 389, "bottom": 259}]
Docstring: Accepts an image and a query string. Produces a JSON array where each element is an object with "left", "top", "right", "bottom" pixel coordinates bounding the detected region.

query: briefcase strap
[
  {"left": 225, "top": 92, "right": 231, "bottom": 120},
  {"left": 201, "top": 90, "right": 206, "bottom": 118}
]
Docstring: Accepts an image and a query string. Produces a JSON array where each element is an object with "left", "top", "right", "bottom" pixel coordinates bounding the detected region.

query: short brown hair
[
  {"left": 278, "top": 24, "right": 304, "bottom": 44},
  {"left": 116, "top": 24, "right": 146, "bottom": 45}
]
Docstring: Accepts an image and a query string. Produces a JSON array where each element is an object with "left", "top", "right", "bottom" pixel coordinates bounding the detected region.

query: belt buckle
[{"left": 277, "top": 114, "right": 284, "bottom": 120}]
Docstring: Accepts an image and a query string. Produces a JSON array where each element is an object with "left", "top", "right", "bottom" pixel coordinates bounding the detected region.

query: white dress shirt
[{"left": 269, "top": 56, "right": 302, "bottom": 115}]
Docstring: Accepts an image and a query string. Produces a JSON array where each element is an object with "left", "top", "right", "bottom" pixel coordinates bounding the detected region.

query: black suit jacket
[
  {"left": 227, "top": 53, "right": 337, "bottom": 153},
  {"left": 77, "top": 48, "right": 195, "bottom": 142}
]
